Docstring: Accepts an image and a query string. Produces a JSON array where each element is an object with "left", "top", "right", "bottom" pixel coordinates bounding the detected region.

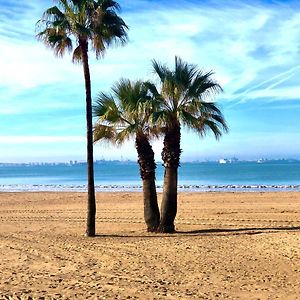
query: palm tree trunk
[
  {"left": 81, "top": 39, "right": 96, "bottom": 237},
  {"left": 158, "top": 166, "right": 177, "bottom": 232},
  {"left": 142, "top": 178, "right": 160, "bottom": 232},
  {"left": 158, "top": 122, "right": 181, "bottom": 233},
  {"left": 135, "top": 134, "right": 160, "bottom": 232}
]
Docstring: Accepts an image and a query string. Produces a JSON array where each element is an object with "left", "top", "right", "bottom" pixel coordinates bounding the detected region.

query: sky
[{"left": 1, "top": 0, "right": 300, "bottom": 162}]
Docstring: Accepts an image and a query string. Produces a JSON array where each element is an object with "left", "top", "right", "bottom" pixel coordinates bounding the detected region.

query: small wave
[{"left": 1, "top": 184, "right": 300, "bottom": 192}]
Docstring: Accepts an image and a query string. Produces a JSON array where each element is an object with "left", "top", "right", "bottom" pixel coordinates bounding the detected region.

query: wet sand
[{"left": 0, "top": 192, "right": 299, "bottom": 299}]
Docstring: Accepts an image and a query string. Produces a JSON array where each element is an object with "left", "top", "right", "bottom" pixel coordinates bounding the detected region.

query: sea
[{"left": 0, "top": 160, "right": 300, "bottom": 192}]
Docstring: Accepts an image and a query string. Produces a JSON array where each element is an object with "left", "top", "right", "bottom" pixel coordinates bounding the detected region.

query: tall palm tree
[
  {"left": 36, "top": 0, "right": 128, "bottom": 237},
  {"left": 93, "top": 79, "right": 160, "bottom": 231},
  {"left": 148, "top": 56, "right": 228, "bottom": 233}
]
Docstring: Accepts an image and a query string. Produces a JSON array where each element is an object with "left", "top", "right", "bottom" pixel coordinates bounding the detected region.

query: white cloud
[
  {"left": 245, "top": 86, "right": 300, "bottom": 101},
  {"left": 0, "top": 40, "right": 82, "bottom": 90},
  {"left": 0, "top": 136, "right": 85, "bottom": 144},
  {"left": 229, "top": 65, "right": 300, "bottom": 104}
]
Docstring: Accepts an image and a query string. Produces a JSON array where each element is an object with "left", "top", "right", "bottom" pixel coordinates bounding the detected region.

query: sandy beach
[{"left": 0, "top": 191, "right": 299, "bottom": 299}]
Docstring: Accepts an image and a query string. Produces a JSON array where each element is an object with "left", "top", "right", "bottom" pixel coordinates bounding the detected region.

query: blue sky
[{"left": 1, "top": 0, "right": 300, "bottom": 162}]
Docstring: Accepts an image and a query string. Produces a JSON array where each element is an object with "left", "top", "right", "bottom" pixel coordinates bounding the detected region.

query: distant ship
[
  {"left": 219, "top": 159, "right": 227, "bottom": 164},
  {"left": 257, "top": 158, "right": 266, "bottom": 164}
]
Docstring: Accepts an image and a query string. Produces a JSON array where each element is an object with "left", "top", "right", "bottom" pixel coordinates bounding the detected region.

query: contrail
[
  {"left": 228, "top": 64, "right": 300, "bottom": 107},
  {"left": 263, "top": 72, "right": 295, "bottom": 91}
]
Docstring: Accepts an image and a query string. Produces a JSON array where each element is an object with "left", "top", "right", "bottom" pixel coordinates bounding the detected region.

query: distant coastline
[{"left": 0, "top": 157, "right": 299, "bottom": 167}]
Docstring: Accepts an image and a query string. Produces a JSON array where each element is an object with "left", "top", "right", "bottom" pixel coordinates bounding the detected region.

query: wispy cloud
[
  {"left": 229, "top": 65, "right": 300, "bottom": 105},
  {"left": 0, "top": 135, "right": 85, "bottom": 144}
]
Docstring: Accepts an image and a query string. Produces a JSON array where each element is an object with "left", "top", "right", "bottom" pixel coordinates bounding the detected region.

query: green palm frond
[
  {"left": 93, "top": 123, "right": 116, "bottom": 142},
  {"left": 112, "top": 78, "right": 138, "bottom": 108},
  {"left": 150, "top": 56, "right": 228, "bottom": 140},
  {"left": 143, "top": 81, "right": 160, "bottom": 98},
  {"left": 152, "top": 59, "right": 171, "bottom": 82},
  {"left": 201, "top": 101, "right": 222, "bottom": 115},
  {"left": 37, "top": 28, "right": 73, "bottom": 57},
  {"left": 201, "top": 119, "right": 223, "bottom": 140},
  {"left": 44, "top": 6, "right": 65, "bottom": 19},
  {"left": 152, "top": 110, "right": 171, "bottom": 124},
  {"left": 177, "top": 110, "right": 199, "bottom": 128},
  {"left": 174, "top": 56, "right": 197, "bottom": 88},
  {"left": 100, "top": 0, "right": 121, "bottom": 11},
  {"left": 94, "top": 78, "right": 162, "bottom": 146},
  {"left": 115, "top": 124, "right": 137, "bottom": 143},
  {"left": 90, "top": 1, "right": 128, "bottom": 57},
  {"left": 93, "top": 92, "right": 122, "bottom": 123},
  {"left": 36, "top": 0, "right": 128, "bottom": 62},
  {"left": 210, "top": 113, "right": 229, "bottom": 133},
  {"left": 72, "top": 45, "right": 82, "bottom": 62},
  {"left": 187, "top": 112, "right": 228, "bottom": 140}
]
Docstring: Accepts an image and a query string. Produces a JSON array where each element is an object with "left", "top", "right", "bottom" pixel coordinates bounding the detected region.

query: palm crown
[
  {"left": 36, "top": 0, "right": 128, "bottom": 61},
  {"left": 148, "top": 56, "right": 228, "bottom": 138},
  {"left": 94, "top": 79, "right": 159, "bottom": 144}
]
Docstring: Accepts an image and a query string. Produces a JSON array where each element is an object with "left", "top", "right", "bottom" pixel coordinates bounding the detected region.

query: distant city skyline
[
  {"left": 1, "top": 0, "right": 300, "bottom": 162},
  {"left": 1, "top": 156, "right": 300, "bottom": 165}
]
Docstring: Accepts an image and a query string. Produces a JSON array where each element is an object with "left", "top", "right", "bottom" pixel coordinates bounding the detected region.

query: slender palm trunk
[
  {"left": 158, "top": 122, "right": 181, "bottom": 233},
  {"left": 81, "top": 39, "right": 96, "bottom": 237},
  {"left": 135, "top": 134, "right": 160, "bottom": 232},
  {"left": 159, "top": 166, "right": 177, "bottom": 232}
]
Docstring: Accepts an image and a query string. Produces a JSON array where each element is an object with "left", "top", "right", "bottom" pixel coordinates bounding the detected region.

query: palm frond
[
  {"left": 152, "top": 59, "right": 170, "bottom": 82},
  {"left": 90, "top": 3, "right": 128, "bottom": 57},
  {"left": 72, "top": 45, "right": 82, "bottom": 62},
  {"left": 93, "top": 123, "right": 116, "bottom": 142},
  {"left": 188, "top": 114, "right": 228, "bottom": 140},
  {"left": 174, "top": 56, "right": 197, "bottom": 88},
  {"left": 200, "top": 101, "right": 222, "bottom": 115},
  {"left": 43, "top": 6, "right": 65, "bottom": 19},
  {"left": 152, "top": 110, "right": 171, "bottom": 124},
  {"left": 115, "top": 125, "right": 137, "bottom": 143},
  {"left": 202, "top": 119, "right": 223, "bottom": 140},
  {"left": 187, "top": 71, "right": 223, "bottom": 100},
  {"left": 99, "top": 0, "right": 121, "bottom": 11},
  {"left": 210, "top": 113, "right": 229, "bottom": 133},
  {"left": 149, "top": 56, "right": 228, "bottom": 140},
  {"left": 94, "top": 78, "right": 163, "bottom": 144},
  {"left": 93, "top": 92, "right": 121, "bottom": 123},
  {"left": 37, "top": 28, "right": 73, "bottom": 57},
  {"left": 36, "top": 0, "right": 128, "bottom": 62},
  {"left": 143, "top": 81, "right": 160, "bottom": 98},
  {"left": 177, "top": 110, "right": 199, "bottom": 128}
]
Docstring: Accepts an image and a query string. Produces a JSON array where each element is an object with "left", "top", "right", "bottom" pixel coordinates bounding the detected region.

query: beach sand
[{"left": 0, "top": 191, "right": 299, "bottom": 299}]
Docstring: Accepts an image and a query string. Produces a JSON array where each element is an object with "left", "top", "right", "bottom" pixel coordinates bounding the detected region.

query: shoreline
[{"left": 1, "top": 183, "right": 300, "bottom": 193}]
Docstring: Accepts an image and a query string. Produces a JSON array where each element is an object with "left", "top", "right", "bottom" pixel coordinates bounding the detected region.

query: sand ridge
[{"left": 0, "top": 192, "right": 299, "bottom": 299}]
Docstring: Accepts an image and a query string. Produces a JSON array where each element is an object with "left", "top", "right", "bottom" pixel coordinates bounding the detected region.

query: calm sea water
[{"left": 0, "top": 161, "right": 300, "bottom": 192}]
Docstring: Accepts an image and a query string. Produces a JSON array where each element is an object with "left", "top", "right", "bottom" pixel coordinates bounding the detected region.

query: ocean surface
[{"left": 0, "top": 160, "right": 300, "bottom": 192}]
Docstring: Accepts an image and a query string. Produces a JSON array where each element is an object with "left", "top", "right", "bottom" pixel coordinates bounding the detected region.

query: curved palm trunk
[
  {"left": 135, "top": 134, "right": 160, "bottom": 232},
  {"left": 158, "top": 122, "right": 181, "bottom": 233},
  {"left": 81, "top": 40, "right": 96, "bottom": 237}
]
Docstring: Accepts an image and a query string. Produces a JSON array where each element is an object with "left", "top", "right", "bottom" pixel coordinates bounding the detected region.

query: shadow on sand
[
  {"left": 95, "top": 226, "right": 300, "bottom": 238},
  {"left": 176, "top": 226, "right": 300, "bottom": 236}
]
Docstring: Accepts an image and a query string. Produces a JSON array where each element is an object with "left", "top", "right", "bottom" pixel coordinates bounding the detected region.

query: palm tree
[
  {"left": 36, "top": 0, "right": 128, "bottom": 237},
  {"left": 93, "top": 79, "right": 160, "bottom": 231},
  {"left": 148, "top": 56, "right": 228, "bottom": 233}
]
